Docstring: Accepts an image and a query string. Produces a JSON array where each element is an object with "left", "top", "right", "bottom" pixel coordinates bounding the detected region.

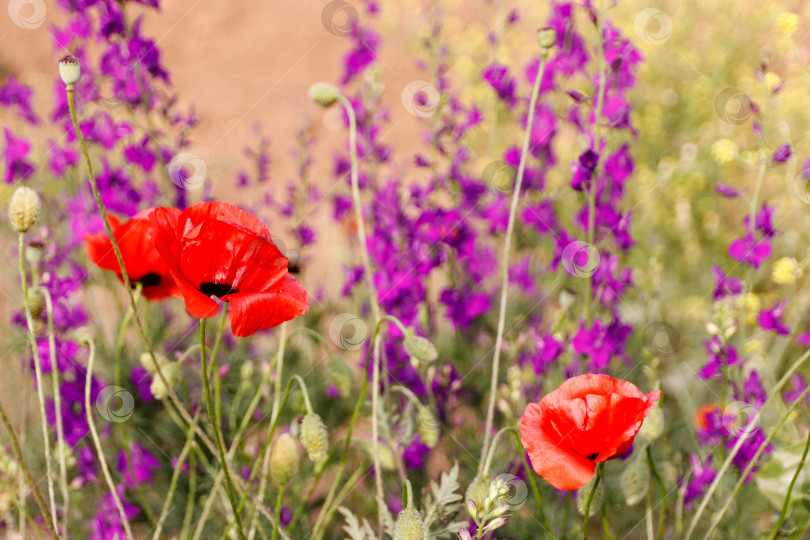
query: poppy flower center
[
  {"left": 199, "top": 281, "right": 238, "bottom": 298},
  {"left": 587, "top": 453, "right": 598, "bottom": 460},
  {"left": 135, "top": 272, "right": 162, "bottom": 287}
]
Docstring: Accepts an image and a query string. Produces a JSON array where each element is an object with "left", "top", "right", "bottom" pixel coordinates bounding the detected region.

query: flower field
[{"left": 1, "top": 0, "right": 810, "bottom": 538}]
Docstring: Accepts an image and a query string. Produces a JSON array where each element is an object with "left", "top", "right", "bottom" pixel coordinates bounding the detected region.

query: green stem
[
  {"left": 646, "top": 447, "right": 666, "bottom": 540},
  {"left": 480, "top": 49, "right": 549, "bottom": 472},
  {"left": 16, "top": 234, "right": 58, "bottom": 533},
  {"left": 152, "top": 411, "right": 198, "bottom": 539},
  {"left": 769, "top": 426, "right": 810, "bottom": 539},
  {"left": 583, "top": 464, "right": 603, "bottom": 540},
  {"left": 200, "top": 320, "right": 246, "bottom": 539},
  {"left": 180, "top": 447, "right": 197, "bottom": 540},
  {"left": 272, "top": 486, "right": 286, "bottom": 540},
  {"left": 0, "top": 398, "right": 57, "bottom": 538},
  {"left": 39, "top": 287, "right": 69, "bottom": 537},
  {"left": 310, "top": 318, "right": 389, "bottom": 540},
  {"left": 584, "top": 0, "right": 608, "bottom": 339},
  {"left": 84, "top": 339, "right": 133, "bottom": 540},
  {"left": 686, "top": 348, "right": 810, "bottom": 538},
  {"left": 510, "top": 428, "right": 554, "bottom": 539},
  {"left": 336, "top": 92, "right": 385, "bottom": 535}
]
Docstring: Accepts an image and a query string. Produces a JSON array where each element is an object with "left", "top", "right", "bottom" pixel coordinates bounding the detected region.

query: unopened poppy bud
[
  {"left": 620, "top": 458, "right": 650, "bottom": 506},
  {"left": 58, "top": 54, "right": 81, "bottom": 86},
  {"left": 328, "top": 356, "right": 354, "bottom": 397},
  {"left": 26, "top": 289, "right": 45, "bottom": 320},
  {"left": 240, "top": 360, "right": 254, "bottom": 380},
  {"left": 150, "top": 362, "right": 181, "bottom": 400},
  {"left": 308, "top": 82, "right": 340, "bottom": 107},
  {"left": 9, "top": 187, "right": 41, "bottom": 233},
  {"left": 300, "top": 413, "right": 328, "bottom": 462},
  {"left": 576, "top": 475, "right": 604, "bottom": 516},
  {"left": 269, "top": 433, "right": 300, "bottom": 486},
  {"left": 139, "top": 352, "right": 169, "bottom": 374},
  {"left": 393, "top": 508, "right": 424, "bottom": 540},
  {"left": 404, "top": 331, "right": 438, "bottom": 363},
  {"left": 537, "top": 27, "right": 557, "bottom": 49},
  {"left": 417, "top": 406, "right": 439, "bottom": 448},
  {"left": 638, "top": 406, "right": 664, "bottom": 443},
  {"left": 72, "top": 327, "right": 94, "bottom": 347}
]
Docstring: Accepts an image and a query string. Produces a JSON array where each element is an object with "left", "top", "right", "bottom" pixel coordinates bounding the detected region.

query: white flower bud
[
  {"left": 150, "top": 362, "right": 181, "bottom": 400},
  {"left": 9, "top": 187, "right": 41, "bottom": 233}
]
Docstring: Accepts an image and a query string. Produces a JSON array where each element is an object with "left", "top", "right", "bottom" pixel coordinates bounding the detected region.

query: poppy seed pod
[
  {"left": 393, "top": 508, "right": 424, "bottom": 540},
  {"left": 403, "top": 331, "right": 438, "bottom": 364},
  {"left": 300, "top": 413, "right": 328, "bottom": 462},
  {"left": 9, "top": 187, "right": 41, "bottom": 233},
  {"left": 576, "top": 475, "right": 604, "bottom": 516},
  {"left": 269, "top": 433, "right": 300, "bottom": 486},
  {"left": 537, "top": 27, "right": 557, "bottom": 49},
  {"left": 620, "top": 458, "right": 650, "bottom": 506},
  {"left": 308, "top": 82, "right": 340, "bottom": 107},
  {"left": 58, "top": 54, "right": 81, "bottom": 86},
  {"left": 26, "top": 289, "right": 45, "bottom": 320}
]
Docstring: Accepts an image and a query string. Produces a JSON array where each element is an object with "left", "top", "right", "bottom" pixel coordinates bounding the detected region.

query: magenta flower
[
  {"left": 759, "top": 299, "right": 790, "bottom": 335},
  {"left": 711, "top": 265, "right": 743, "bottom": 300},
  {"left": 728, "top": 233, "right": 771, "bottom": 268}
]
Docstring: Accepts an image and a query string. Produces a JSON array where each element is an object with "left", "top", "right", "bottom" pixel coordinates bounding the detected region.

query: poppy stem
[
  {"left": 336, "top": 91, "right": 387, "bottom": 536},
  {"left": 701, "top": 380, "right": 810, "bottom": 540},
  {"left": 0, "top": 393, "right": 57, "bottom": 539},
  {"left": 768, "top": 423, "right": 810, "bottom": 539},
  {"left": 200, "top": 320, "right": 246, "bottom": 540},
  {"left": 311, "top": 317, "right": 391, "bottom": 540},
  {"left": 271, "top": 485, "right": 286, "bottom": 540},
  {"left": 480, "top": 44, "right": 550, "bottom": 475},
  {"left": 583, "top": 0, "right": 608, "bottom": 346},
  {"left": 510, "top": 428, "right": 555, "bottom": 539},
  {"left": 37, "top": 284, "right": 70, "bottom": 537},
  {"left": 646, "top": 447, "right": 666, "bottom": 540},
  {"left": 685, "top": 347, "right": 810, "bottom": 539},
  {"left": 16, "top": 233, "right": 59, "bottom": 535},
  {"left": 583, "top": 463, "right": 603, "bottom": 540},
  {"left": 153, "top": 409, "right": 198, "bottom": 540},
  {"left": 84, "top": 338, "right": 134, "bottom": 540}
]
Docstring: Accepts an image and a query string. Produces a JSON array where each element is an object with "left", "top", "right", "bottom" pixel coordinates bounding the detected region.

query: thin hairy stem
[
  {"left": 480, "top": 49, "right": 549, "bottom": 473},
  {"left": 583, "top": 464, "right": 603, "bottom": 540}
]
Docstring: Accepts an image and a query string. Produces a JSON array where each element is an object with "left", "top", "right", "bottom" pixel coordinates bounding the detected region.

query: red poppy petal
[
  {"left": 520, "top": 402, "right": 596, "bottom": 490},
  {"left": 544, "top": 374, "right": 623, "bottom": 403},
  {"left": 177, "top": 219, "right": 287, "bottom": 292},
  {"left": 172, "top": 270, "right": 220, "bottom": 318},
  {"left": 595, "top": 390, "right": 661, "bottom": 462},
  {"left": 225, "top": 274, "right": 309, "bottom": 337},
  {"left": 84, "top": 215, "right": 123, "bottom": 272},
  {"left": 178, "top": 201, "right": 269, "bottom": 237}
]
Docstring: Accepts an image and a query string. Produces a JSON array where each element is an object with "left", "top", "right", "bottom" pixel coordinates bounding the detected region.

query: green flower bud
[
  {"left": 269, "top": 433, "right": 300, "bottom": 487},
  {"left": 9, "top": 187, "right": 41, "bottom": 233},
  {"left": 576, "top": 475, "right": 604, "bottom": 517},
  {"left": 150, "top": 362, "right": 181, "bottom": 400},
  {"left": 328, "top": 356, "right": 354, "bottom": 397},
  {"left": 620, "top": 458, "right": 650, "bottom": 506},
  {"left": 300, "top": 413, "right": 329, "bottom": 462},
  {"left": 404, "top": 331, "right": 438, "bottom": 364},
  {"left": 308, "top": 82, "right": 340, "bottom": 107},
  {"left": 139, "top": 352, "right": 169, "bottom": 375},
  {"left": 26, "top": 289, "right": 45, "bottom": 320},
  {"left": 393, "top": 508, "right": 424, "bottom": 540},
  {"left": 417, "top": 406, "right": 439, "bottom": 448},
  {"left": 638, "top": 406, "right": 664, "bottom": 444}
]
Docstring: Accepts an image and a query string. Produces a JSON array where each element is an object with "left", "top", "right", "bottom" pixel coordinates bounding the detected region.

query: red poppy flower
[
  {"left": 148, "top": 201, "right": 309, "bottom": 337},
  {"left": 84, "top": 211, "right": 179, "bottom": 300},
  {"left": 519, "top": 374, "right": 661, "bottom": 490}
]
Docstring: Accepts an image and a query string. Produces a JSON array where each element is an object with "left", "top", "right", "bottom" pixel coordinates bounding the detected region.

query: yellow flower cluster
[
  {"left": 776, "top": 12, "right": 800, "bottom": 36},
  {"left": 711, "top": 139, "right": 738, "bottom": 165},
  {"left": 772, "top": 257, "right": 802, "bottom": 285}
]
